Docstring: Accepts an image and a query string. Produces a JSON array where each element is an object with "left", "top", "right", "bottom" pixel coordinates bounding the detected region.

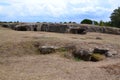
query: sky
[{"left": 0, "top": 0, "right": 120, "bottom": 23}]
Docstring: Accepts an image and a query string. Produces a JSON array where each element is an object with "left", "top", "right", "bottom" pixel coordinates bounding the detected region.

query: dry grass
[
  {"left": 0, "top": 26, "right": 120, "bottom": 80},
  {"left": 101, "top": 63, "right": 120, "bottom": 79}
]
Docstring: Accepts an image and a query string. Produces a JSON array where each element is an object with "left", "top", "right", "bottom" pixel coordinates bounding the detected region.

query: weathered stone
[
  {"left": 41, "top": 23, "right": 69, "bottom": 33},
  {"left": 69, "top": 28, "right": 87, "bottom": 34},
  {"left": 39, "top": 46, "right": 58, "bottom": 54},
  {"left": 93, "top": 48, "right": 118, "bottom": 57},
  {"left": 72, "top": 49, "right": 92, "bottom": 61},
  {"left": 93, "top": 48, "right": 109, "bottom": 55},
  {"left": 106, "top": 50, "right": 117, "bottom": 57},
  {"left": 106, "top": 52, "right": 113, "bottom": 57},
  {"left": 78, "top": 24, "right": 120, "bottom": 35}
]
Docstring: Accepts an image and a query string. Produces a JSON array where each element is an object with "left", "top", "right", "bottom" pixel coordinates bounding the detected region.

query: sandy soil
[{"left": 0, "top": 27, "right": 120, "bottom": 80}]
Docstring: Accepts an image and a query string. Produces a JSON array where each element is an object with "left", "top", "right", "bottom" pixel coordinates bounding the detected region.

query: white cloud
[
  {"left": 0, "top": 0, "right": 68, "bottom": 17},
  {"left": 0, "top": 0, "right": 120, "bottom": 21}
]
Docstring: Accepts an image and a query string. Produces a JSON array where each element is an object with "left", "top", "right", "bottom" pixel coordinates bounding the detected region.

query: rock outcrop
[
  {"left": 79, "top": 24, "right": 120, "bottom": 35},
  {"left": 72, "top": 47, "right": 117, "bottom": 61}
]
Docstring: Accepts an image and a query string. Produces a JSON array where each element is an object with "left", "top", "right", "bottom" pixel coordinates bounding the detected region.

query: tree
[
  {"left": 110, "top": 7, "right": 120, "bottom": 28},
  {"left": 99, "top": 20, "right": 104, "bottom": 26},
  {"left": 60, "top": 22, "right": 62, "bottom": 24},
  {"left": 104, "top": 21, "right": 111, "bottom": 26},
  {"left": 64, "top": 22, "right": 67, "bottom": 24},
  {"left": 69, "top": 21, "right": 72, "bottom": 23},
  {"left": 81, "top": 19, "right": 92, "bottom": 24},
  {"left": 73, "top": 22, "right": 76, "bottom": 24},
  {"left": 93, "top": 21, "right": 99, "bottom": 25}
]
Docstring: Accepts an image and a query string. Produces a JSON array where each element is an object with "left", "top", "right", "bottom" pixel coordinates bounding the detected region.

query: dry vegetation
[{"left": 0, "top": 26, "right": 120, "bottom": 80}]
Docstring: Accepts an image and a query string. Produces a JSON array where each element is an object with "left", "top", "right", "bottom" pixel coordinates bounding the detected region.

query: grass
[
  {"left": 74, "top": 57, "right": 82, "bottom": 61},
  {"left": 101, "top": 63, "right": 120, "bottom": 76},
  {"left": 0, "top": 41, "right": 39, "bottom": 57},
  {"left": 57, "top": 47, "right": 68, "bottom": 52}
]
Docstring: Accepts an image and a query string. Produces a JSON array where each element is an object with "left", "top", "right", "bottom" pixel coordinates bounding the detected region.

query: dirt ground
[{"left": 0, "top": 27, "right": 120, "bottom": 80}]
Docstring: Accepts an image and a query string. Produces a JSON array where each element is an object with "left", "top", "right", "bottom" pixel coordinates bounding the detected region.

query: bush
[{"left": 81, "top": 19, "right": 92, "bottom": 24}]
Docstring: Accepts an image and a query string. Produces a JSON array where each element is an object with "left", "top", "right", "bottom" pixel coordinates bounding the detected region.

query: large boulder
[{"left": 72, "top": 49, "right": 92, "bottom": 61}]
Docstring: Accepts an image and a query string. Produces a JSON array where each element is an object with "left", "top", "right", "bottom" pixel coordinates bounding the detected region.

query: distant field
[{"left": 0, "top": 26, "right": 120, "bottom": 80}]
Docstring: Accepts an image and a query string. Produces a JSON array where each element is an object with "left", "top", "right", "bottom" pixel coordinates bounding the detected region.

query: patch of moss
[{"left": 91, "top": 53, "right": 106, "bottom": 61}]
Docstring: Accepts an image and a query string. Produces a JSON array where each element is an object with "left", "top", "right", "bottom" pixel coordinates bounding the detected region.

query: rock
[
  {"left": 93, "top": 48, "right": 118, "bottom": 57},
  {"left": 106, "top": 50, "right": 117, "bottom": 57},
  {"left": 93, "top": 48, "right": 109, "bottom": 56},
  {"left": 79, "top": 24, "right": 120, "bottom": 35},
  {"left": 72, "top": 49, "right": 92, "bottom": 61},
  {"left": 106, "top": 52, "right": 113, "bottom": 57},
  {"left": 39, "top": 46, "right": 58, "bottom": 54},
  {"left": 96, "top": 37, "right": 102, "bottom": 40},
  {"left": 69, "top": 28, "right": 87, "bottom": 34},
  {"left": 91, "top": 54, "right": 106, "bottom": 61}
]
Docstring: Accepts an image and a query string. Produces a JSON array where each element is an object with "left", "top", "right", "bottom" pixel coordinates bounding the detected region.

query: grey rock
[
  {"left": 72, "top": 49, "right": 92, "bottom": 61},
  {"left": 39, "top": 46, "right": 58, "bottom": 54},
  {"left": 106, "top": 50, "right": 117, "bottom": 57},
  {"left": 93, "top": 48, "right": 109, "bottom": 55}
]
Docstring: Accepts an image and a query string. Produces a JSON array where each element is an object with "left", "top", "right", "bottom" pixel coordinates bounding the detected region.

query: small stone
[
  {"left": 106, "top": 52, "right": 113, "bottom": 57},
  {"left": 106, "top": 50, "right": 117, "bottom": 57}
]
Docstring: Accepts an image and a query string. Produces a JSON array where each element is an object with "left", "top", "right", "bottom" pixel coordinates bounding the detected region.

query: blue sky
[{"left": 0, "top": 0, "right": 120, "bottom": 22}]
